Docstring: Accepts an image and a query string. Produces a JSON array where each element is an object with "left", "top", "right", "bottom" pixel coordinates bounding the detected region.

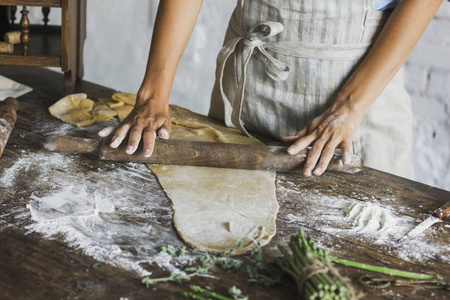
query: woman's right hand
[{"left": 98, "top": 94, "right": 171, "bottom": 158}]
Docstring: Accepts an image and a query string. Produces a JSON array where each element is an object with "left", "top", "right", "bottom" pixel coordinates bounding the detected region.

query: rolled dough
[{"left": 148, "top": 106, "right": 279, "bottom": 255}]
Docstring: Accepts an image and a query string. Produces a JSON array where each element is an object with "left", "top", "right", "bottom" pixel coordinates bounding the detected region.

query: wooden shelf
[
  {"left": 0, "top": 1, "right": 86, "bottom": 94},
  {"left": 0, "top": 1, "right": 61, "bottom": 8},
  {"left": 0, "top": 25, "right": 62, "bottom": 67}
]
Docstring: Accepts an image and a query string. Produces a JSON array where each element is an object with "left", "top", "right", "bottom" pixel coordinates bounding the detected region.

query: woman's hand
[
  {"left": 283, "top": 98, "right": 364, "bottom": 177},
  {"left": 283, "top": 0, "right": 442, "bottom": 177},
  {"left": 98, "top": 95, "right": 170, "bottom": 158},
  {"left": 98, "top": 0, "right": 203, "bottom": 157}
]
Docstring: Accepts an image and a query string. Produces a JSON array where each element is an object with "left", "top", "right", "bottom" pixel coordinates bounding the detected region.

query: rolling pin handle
[{"left": 43, "top": 136, "right": 99, "bottom": 154}]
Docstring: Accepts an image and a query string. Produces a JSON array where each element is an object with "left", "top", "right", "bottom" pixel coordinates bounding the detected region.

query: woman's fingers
[
  {"left": 98, "top": 126, "right": 116, "bottom": 137},
  {"left": 126, "top": 125, "right": 144, "bottom": 154},
  {"left": 341, "top": 143, "right": 353, "bottom": 165},
  {"left": 287, "top": 133, "right": 316, "bottom": 155},
  {"left": 157, "top": 121, "right": 171, "bottom": 140},
  {"left": 302, "top": 139, "right": 327, "bottom": 177},
  {"left": 110, "top": 124, "right": 130, "bottom": 148},
  {"left": 313, "top": 140, "right": 340, "bottom": 176},
  {"left": 143, "top": 129, "right": 157, "bottom": 157}
]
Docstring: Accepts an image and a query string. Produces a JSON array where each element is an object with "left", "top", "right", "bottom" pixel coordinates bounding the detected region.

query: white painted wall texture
[
  {"left": 27, "top": 1, "right": 449, "bottom": 190},
  {"left": 404, "top": 4, "right": 450, "bottom": 191}
]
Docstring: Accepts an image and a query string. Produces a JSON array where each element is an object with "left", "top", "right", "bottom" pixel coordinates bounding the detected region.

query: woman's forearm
[
  {"left": 138, "top": 0, "right": 203, "bottom": 103},
  {"left": 336, "top": 0, "right": 442, "bottom": 114},
  {"left": 99, "top": 0, "right": 203, "bottom": 156},
  {"left": 286, "top": 0, "right": 443, "bottom": 176}
]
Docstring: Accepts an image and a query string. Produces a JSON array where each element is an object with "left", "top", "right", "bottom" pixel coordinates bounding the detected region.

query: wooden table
[{"left": 0, "top": 66, "right": 449, "bottom": 300}]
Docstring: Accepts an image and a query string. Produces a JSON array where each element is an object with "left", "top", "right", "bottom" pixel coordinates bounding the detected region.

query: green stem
[
  {"left": 330, "top": 256, "right": 442, "bottom": 280},
  {"left": 189, "top": 285, "right": 234, "bottom": 300},
  {"left": 179, "top": 292, "right": 208, "bottom": 300},
  {"left": 142, "top": 264, "right": 213, "bottom": 287}
]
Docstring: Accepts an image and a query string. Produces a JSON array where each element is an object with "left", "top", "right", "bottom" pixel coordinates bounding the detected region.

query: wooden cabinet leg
[
  {"left": 76, "top": 0, "right": 86, "bottom": 82},
  {"left": 64, "top": 70, "right": 76, "bottom": 95}
]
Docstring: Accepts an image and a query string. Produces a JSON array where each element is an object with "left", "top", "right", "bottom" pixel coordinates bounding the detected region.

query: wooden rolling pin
[
  {"left": 0, "top": 97, "right": 19, "bottom": 158},
  {"left": 44, "top": 135, "right": 363, "bottom": 174}
]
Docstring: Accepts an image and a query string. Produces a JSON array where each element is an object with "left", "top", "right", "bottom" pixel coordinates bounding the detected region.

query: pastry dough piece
[
  {"left": 98, "top": 97, "right": 124, "bottom": 109},
  {"left": 48, "top": 93, "right": 92, "bottom": 118},
  {"left": 60, "top": 108, "right": 96, "bottom": 127},
  {"left": 92, "top": 104, "right": 118, "bottom": 123},
  {"left": 148, "top": 105, "right": 279, "bottom": 255},
  {"left": 112, "top": 92, "right": 136, "bottom": 106},
  {"left": 112, "top": 104, "right": 134, "bottom": 122}
]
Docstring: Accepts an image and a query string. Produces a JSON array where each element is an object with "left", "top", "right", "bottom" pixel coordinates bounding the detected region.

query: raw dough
[
  {"left": 112, "top": 92, "right": 137, "bottom": 106},
  {"left": 148, "top": 105, "right": 279, "bottom": 254},
  {"left": 48, "top": 93, "right": 92, "bottom": 118},
  {"left": 92, "top": 104, "right": 118, "bottom": 123},
  {"left": 98, "top": 97, "right": 124, "bottom": 109},
  {"left": 112, "top": 104, "right": 134, "bottom": 122},
  {"left": 60, "top": 108, "right": 96, "bottom": 127},
  {"left": 49, "top": 93, "right": 97, "bottom": 127}
]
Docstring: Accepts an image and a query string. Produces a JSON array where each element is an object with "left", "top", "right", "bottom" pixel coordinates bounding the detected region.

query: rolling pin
[
  {"left": 0, "top": 97, "right": 19, "bottom": 158},
  {"left": 44, "top": 135, "right": 363, "bottom": 174}
]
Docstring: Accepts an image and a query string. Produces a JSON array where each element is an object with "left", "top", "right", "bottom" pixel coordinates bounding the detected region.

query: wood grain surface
[{"left": 0, "top": 66, "right": 449, "bottom": 300}]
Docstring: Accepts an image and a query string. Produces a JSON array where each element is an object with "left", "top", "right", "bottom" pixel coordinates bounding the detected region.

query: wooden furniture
[
  {"left": 0, "top": 66, "right": 449, "bottom": 300},
  {"left": 0, "top": 0, "right": 86, "bottom": 93}
]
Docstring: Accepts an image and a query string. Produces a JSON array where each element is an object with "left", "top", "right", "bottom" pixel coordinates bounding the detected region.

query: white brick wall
[{"left": 405, "top": 2, "right": 450, "bottom": 191}]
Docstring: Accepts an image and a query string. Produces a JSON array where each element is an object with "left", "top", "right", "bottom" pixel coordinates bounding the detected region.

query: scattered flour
[
  {"left": 1, "top": 151, "right": 448, "bottom": 278},
  {"left": 0, "top": 151, "right": 198, "bottom": 277},
  {"left": 344, "top": 202, "right": 397, "bottom": 234},
  {"left": 279, "top": 181, "right": 450, "bottom": 264}
]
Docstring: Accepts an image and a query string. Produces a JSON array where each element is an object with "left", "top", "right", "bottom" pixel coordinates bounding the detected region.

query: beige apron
[{"left": 209, "top": 0, "right": 412, "bottom": 178}]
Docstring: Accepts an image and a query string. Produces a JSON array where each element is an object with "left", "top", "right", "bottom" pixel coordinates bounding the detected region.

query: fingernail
[
  {"left": 110, "top": 138, "right": 122, "bottom": 148},
  {"left": 158, "top": 129, "right": 169, "bottom": 139},
  {"left": 313, "top": 167, "right": 322, "bottom": 176},
  {"left": 343, "top": 152, "right": 352, "bottom": 165},
  {"left": 287, "top": 147, "right": 296, "bottom": 155},
  {"left": 303, "top": 169, "right": 312, "bottom": 177},
  {"left": 144, "top": 148, "right": 152, "bottom": 157},
  {"left": 98, "top": 128, "right": 109, "bottom": 137},
  {"left": 126, "top": 145, "right": 134, "bottom": 155}
]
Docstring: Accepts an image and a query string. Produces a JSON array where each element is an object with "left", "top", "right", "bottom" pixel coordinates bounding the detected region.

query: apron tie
[{"left": 216, "top": 20, "right": 290, "bottom": 135}]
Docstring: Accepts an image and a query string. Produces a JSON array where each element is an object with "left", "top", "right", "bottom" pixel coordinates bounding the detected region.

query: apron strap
[{"left": 216, "top": 18, "right": 290, "bottom": 135}]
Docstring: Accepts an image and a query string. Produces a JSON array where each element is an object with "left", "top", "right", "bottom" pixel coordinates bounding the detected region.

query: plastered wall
[{"left": 26, "top": 1, "right": 449, "bottom": 190}]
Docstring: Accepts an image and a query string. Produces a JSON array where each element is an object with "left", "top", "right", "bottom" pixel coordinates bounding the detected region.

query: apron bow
[{"left": 216, "top": 20, "right": 290, "bottom": 133}]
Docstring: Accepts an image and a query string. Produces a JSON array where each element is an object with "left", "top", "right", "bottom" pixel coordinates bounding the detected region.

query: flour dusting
[
  {"left": 278, "top": 180, "right": 450, "bottom": 264},
  {"left": 0, "top": 151, "right": 191, "bottom": 277},
  {"left": 344, "top": 202, "right": 397, "bottom": 234}
]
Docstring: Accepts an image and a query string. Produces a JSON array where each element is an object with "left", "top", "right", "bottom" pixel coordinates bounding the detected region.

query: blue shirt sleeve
[{"left": 372, "top": 0, "right": 401, "bottom": 11}]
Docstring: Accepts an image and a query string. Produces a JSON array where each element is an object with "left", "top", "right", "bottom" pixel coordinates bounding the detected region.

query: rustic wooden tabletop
[{"left": 0, "top": 66, "right": 449, "bottom": 300}]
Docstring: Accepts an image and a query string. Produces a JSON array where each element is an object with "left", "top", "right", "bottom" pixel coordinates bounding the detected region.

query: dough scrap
[
  {"left": 92, "top": 104, "right": 118, "bottom": 123},
  {"left": 48, "top": 93, "right": 91, "bottom": 118},
  {"left": 60, "top": 108, "right": 96, "bottom": 127},
  {"left": 112, "top": 92, "right": 137, "bottom": 106},
  {"left": 49, "top": 93, "right": 134, "bottom": 126},
  {"left": 49, "top": 94, "right": 96, "bottom": 127},
  {"left": 148, "top": 105, "right": 279, "bottom": 255},
  {"left": 98, "top": 97, "right": 124, "bottom": 108},
  {"left": 112, "top": 104, "right": 134, "bottom": 122}
]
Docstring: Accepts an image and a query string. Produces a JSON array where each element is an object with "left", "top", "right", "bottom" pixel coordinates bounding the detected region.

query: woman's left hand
[{"left": 282, "top": 98, "right": 364, "bottom": 177}]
